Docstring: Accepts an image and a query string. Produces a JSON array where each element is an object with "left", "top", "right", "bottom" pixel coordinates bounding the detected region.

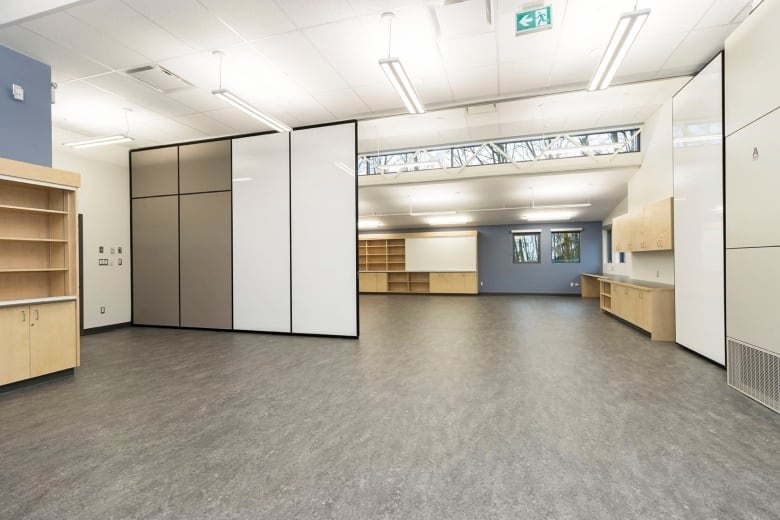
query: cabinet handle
[
  {"left": 21, "top": 310, "right": 26, "bottom": 322},
  {"left": 35, "top": 309, "right": 39, "bottom": 321}
]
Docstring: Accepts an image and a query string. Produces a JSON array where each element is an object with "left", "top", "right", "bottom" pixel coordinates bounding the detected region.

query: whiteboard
[{"left": 405, "top": 236, "right": 477, "bottom": 272}]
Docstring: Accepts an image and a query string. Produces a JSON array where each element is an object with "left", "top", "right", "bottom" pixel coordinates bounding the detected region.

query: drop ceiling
[{"left": 0, "top": 0, "right": 749, "bottom": 226}]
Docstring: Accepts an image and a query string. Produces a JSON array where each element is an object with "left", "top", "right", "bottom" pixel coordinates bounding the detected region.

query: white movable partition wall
[
  {"left": 232, "top": 133, "right": 291, "bottom": 333},
  {"left": 131, "top": 121, "right": 358, "bottom": 338},
  {"left": 672, "top": 54, "right": 724, "bottom": 365},
  {"left": 291, "top": 122, "right": 357, "bottom": 336}
]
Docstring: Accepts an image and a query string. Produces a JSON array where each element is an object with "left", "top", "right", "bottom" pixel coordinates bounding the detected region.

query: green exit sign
[{"left": 516, "top": 5, "right": 552, "bottom": 35}]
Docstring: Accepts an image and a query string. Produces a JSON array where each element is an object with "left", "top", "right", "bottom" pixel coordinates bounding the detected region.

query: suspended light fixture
[
  {"left": 64, "top": 108, "right": 134, "bottom": 149},
  {"left": 358, "top": 219, "right": 384, "bottom": 229},
  {"left": 379, "top": 12, "right": 425, "bottom": 114},
  {"left": 588, "top": 7, "right": 650, "bottom": 91},
  {"left": 211, "top": 51, "right": 292, "bottom": 133}
]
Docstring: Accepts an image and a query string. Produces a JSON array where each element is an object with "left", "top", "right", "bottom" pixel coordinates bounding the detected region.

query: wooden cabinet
[
  {"left": 359, "top": 272, "right": 388, "bottom": 292},
  {"left": 429, "top": 272, "right": 478, "bottom": 294},
  {"left": 639, "top": 198, "right": 673, "bottom": 251},
  {"left": 597, "top": 277, "right": 674, "bottom": 341},
  {"left": 0, "top": 158, "right": 80, "bottom": 387},
  {"left": 359, "top": 239, "right": 405, "bottom": 272},
  {"left": 0, "top": 301, "right": 77, "bottom": 385},
  {"left": 612, "top": 197, "right": 673, "bottom": 253}
]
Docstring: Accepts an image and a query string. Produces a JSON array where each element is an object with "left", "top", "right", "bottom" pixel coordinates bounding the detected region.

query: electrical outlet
[
  {"left": 570, "top": 282, "right": 574, "bottom": 287},
  {"left": 480, "top": 281, "right": 483, "bottom": 286},
  {"left": 118, "top": 246, "right": 123, "bottom": 254},
  {"left": 118, "top": 258, "right": 123, "bottom": 266},
  {"left": 575, "top": 282, "right": 579, "bottom": 287},
  {"left": 100, "top": 306, "right": 105, "bottom": 314},
  {"left": 99, "top": 246, "right": 104, "bottom": 253}
]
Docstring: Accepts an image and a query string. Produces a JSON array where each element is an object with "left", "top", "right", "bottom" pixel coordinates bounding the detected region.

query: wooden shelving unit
[
  {"left": 358, "top": 231, "right": 479, "bottom": 294},
  {"left": 0, "top": 158, "right": 80, "bottom": 386},
  {"left": 599, "top": 280, "right": 612, "bottom": 311}
]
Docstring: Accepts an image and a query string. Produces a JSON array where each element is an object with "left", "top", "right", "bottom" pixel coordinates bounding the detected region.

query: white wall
[
  {"left": 53, "top": 149, "right": 131, "bottom": 329},
  {"left": 605, "top": 99, "right": 675, "bottom": 284}
]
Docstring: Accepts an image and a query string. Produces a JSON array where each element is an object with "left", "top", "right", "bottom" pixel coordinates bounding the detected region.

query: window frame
[
  {"left": 512, "top": 230, "right": 542, "bottom": 264},
  {"left": 550, "top": 229, "right": 582, "bottom": 264}
]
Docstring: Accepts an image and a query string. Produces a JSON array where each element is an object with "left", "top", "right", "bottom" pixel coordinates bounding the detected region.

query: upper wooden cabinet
[{"left": 613, "top": 197, "right": 673, "bottom": 253}]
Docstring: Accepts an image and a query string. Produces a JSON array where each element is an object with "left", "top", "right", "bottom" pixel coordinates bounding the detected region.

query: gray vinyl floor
[{"left": 1, "top": 295, "right": 779, "bottom": 520}]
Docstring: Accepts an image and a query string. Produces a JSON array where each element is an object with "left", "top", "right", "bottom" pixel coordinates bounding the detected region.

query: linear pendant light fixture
[
  {"left": 64, "top": 107, "right": 134, "bottom": 149},
  {"left": 211, "top": 51, "right": 291, "bottom": 133},
  {"left": 379, "top": 12, "right": 425, "bottom": 115},
  {"left": 587, "top": 7, "right": 650, "bottom": 91},
  {"left": 64, "top": 134, "right": 133, "bottom": 149}
]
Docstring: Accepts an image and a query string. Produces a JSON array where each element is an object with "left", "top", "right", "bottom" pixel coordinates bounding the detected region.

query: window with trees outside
[
  {"left": 513, "top": 231, "right": 541, "bottom": 263},
  {"left": 551, "top": 230, "right": 581, "bottom": 263}
]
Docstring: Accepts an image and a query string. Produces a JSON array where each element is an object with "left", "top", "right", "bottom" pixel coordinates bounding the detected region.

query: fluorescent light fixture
[
  {"left": 542, "top": 143, "right": 625, "bottom": 156},
  {"left": 63, "top": 135, "right": 133, "bottom": 149},
  {"left": 409, "top": 210, "right": 456, "bottom": 216},
  {"left": 379, "top": 57, "right": 425, "bottom": 115},
  {"left": 531, "top": 203, "right": 592, "bottom": 209},
  {"left": 588, "top": 9, "right": 650, "bottom": 91},
  {"left": 358, "top": 219, "right": 383, "bottom": 229},
  {"left": 673, "top": 134, "right": 721, "bottom": 144},
  {"left": 426, "top": 215, "right": 471, "bottom": 226},
  {"left": 375, "top": 160, "right": 442, "bottom": 173},
  {"left": 522, "top": 211, "right": 574, "bottom": 222},
  {"left": 212, "top": 88, "right": 292, "bottom": 133},
  {"left": 334, "top": 162, "right": 355, "bottom": 175},
  {"left": 232, "top": 177, "right": 253, "bottom": 182}
]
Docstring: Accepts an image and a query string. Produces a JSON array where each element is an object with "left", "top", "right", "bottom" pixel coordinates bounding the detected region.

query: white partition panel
[
  {"left": 405, "top": 236, "right": 478, "bottom": 272},
  {"left": 232, "top": 133, "right": 291, "bottom": 332},
  {"left": 672, "top": 54, "right": 725, "bottom": 365},
  {"left": 291, "top": 123, "right": 357, "bottom": 336}
]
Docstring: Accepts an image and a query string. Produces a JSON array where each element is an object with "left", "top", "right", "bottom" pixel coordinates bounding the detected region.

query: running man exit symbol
[{"left": 516, "top": 6, "right": 552, "bottom": 35}]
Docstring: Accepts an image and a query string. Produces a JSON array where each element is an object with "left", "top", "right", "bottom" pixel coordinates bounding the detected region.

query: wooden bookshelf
[{"left": 0, "top": 158, "right": 80, "bottom": 386}]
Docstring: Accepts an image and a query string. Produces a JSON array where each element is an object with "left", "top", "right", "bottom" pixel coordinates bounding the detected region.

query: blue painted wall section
[
  {"left": 475, "top": 222, "right": 602, "bottom": 294},
  {"left": 386, "top": 221, "right": 603, "bottom": 294},
  {"left": 0, "top": 45, "right": 52, "bottom": 166}
]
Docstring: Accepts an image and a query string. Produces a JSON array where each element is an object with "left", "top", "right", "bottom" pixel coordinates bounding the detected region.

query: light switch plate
[{"left": 11, "top": 83, "right": 24, "bottom": 101}]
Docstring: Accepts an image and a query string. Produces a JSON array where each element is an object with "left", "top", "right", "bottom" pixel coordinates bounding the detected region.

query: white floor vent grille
[{"left": 727, "top": 338, "right": 780, "bottom": 413}]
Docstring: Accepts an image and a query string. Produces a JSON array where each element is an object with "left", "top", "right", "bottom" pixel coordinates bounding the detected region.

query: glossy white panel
[
  {"left": 232, "top": 133, "right": 291, "bottom": 333},
  {"left": 725, "top": 107, "right": 780, "bottom": 249},
  {"left": 672, "top": 54, "right": 725, "bottom": 365},
  {"left": 725, "top": 0, "right": 780, "bottom": 135},
  {"left": 405, "top": 237, "right": 477, "bottom": 273},
  {"left": 726, "top": 248, "right": 780, "bottom": 356},
  {"left": 291, "top": 123, "right": 357, "bottom": 336}
]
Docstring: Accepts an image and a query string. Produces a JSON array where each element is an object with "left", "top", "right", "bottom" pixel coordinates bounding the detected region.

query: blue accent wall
[
  {"left": 0, "top": 45, "right": 52, "bottom": 166},
  {"left": 383, "top": 221, "right": 603, "bottom": 294}
]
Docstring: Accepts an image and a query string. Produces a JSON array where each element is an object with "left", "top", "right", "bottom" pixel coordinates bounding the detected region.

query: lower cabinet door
[
  {"left": 30, "top": 301, "right": 77, "bottom": 378},
  {"left": 429, "top": 272, "right": 478, "bottom": 294},
  {"left": 359, "top": 272, "right": 376, "bottom": 292},
  {"left": 0, "top": 306, "right": 31, "bottom": 385}
]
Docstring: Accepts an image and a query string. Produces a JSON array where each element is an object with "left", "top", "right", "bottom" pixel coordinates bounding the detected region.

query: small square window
[
  {"left": 513, "top": 232, "right": 541, "bottom": 263},
  {"left": 551, "top": 230, "right": 581, "bottom": 263}
]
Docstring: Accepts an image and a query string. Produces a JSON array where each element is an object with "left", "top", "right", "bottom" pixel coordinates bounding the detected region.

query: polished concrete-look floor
[{"left": 1, "top": 295, "right": 779, "bottom": 519}]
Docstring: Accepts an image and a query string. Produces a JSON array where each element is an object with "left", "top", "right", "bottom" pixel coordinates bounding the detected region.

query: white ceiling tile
[
  {"left": 311, "top": 88, "right": 371, "bottom": 118},
  {"left": 198, "top": 0, "right": 295, "bottom": 40},
  {"left": 175, "top": 112, "right": 238, "bottom": 136},
  {"left": 353, "top": 82, "right": 405, "bottom": 113},
  {"left": 347, "top": 0, "right": 425, "bottom": 17},
  {"left": 67, "top": 0, "right": 193, "bottom": 61},
  {"left": 698, "top": 0, "right": 751, "bottom": 27},
  {"left": 447, "top": 64, "right": 499, "bottom": 101},
  {"left": 124, "top": 0, "right": 242, "bottom": 50},
  {"left": 640, "top": 0, "right": 719, "bottom": 36},
  {"left": 618, "top": 31, "right": 688, "bottom": 77},
  {"left": 499, "top": 57, "right": 553, "bottom": 95},
  {"left": 662, "top": 24, "right": 736, "bottom": 71},
  {"left": 253, "top": 32, "right": 347, "bottom": 92},
  {"left": 0, "top": 25, "right": 110, "bottom": 81},
  {"left": 83, "top": 73, "right": 197, "bottom": 118},
  {"left": 438, "top": 33, "right": 497, "bottom": 69},
  {"left": 22, "top": 12, "right": 150, "bottom": 69},
  {"left": 276, "top": 0, "right": 354, "bottom": 28},
  {"left": 205, "top": 107, "right": 278, "bottom": 134},
  {"left": 165, "top": 88, "right": 226, "bottom": 112}
]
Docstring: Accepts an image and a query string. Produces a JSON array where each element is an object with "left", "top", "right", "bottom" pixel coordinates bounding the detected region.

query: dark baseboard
[
  {"left": 0, "top": 369, "right": 75, "bottom": 394},
  {"left": 81, "top": 322, "right": 132, "bottom": 336}
]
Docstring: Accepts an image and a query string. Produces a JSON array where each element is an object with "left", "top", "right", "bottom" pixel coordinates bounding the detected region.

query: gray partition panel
[
  {"left": 180, "top": 191, "right": 232, "bottom": 329},
  {"left": 179, "top": 140, "right": 231, "bottom": 194},
  {"left": 131, "top": 147, "right": 178, "bottom": 198},
  {"left": 131, "top": 196, "right": 179, "bottom": 326}
]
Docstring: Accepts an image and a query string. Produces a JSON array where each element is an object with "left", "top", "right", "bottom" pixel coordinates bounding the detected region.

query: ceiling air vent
[
  {"left": 433, "top": 0, "right": 494, "bottom": 39},
  {"left": 124, "top": 65, "right": 193, "bottom": 93}
]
